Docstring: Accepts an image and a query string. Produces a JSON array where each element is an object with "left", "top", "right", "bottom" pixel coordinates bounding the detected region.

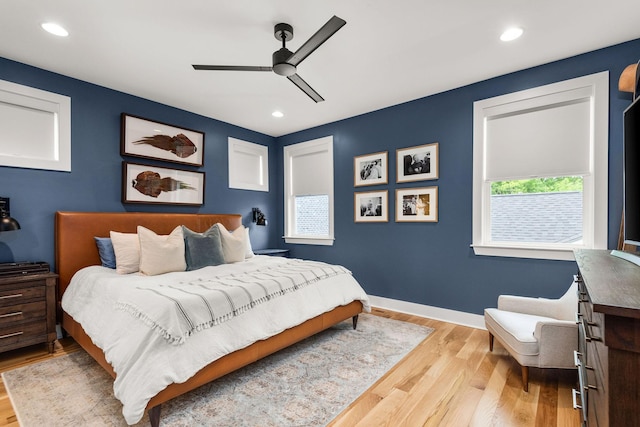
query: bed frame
[{"left": 55, "top": 211, "right": 363, "bottom": 426}]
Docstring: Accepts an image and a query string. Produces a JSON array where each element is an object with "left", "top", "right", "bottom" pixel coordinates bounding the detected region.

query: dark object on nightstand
[
  {"left": 0, "top": 261, "right": 50, "bottom": 277},
  {"left": 0, "top": 272, "right": 58, "bottom": 354},
  {"left": 254, "top": 249, "right": 290, "bottom": 257}
]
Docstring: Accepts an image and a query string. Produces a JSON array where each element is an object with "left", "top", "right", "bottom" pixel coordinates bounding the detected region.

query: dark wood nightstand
[
  {"left": 254, "top": 249, "right": 290, "bottom": 257},
  {"left": 0, "top": 272, "right": 58, "bottom": 354}
]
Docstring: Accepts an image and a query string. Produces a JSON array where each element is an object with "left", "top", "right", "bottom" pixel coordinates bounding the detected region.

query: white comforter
[{"left": 61, "top": 256, "right": 370, "bottom": 425}]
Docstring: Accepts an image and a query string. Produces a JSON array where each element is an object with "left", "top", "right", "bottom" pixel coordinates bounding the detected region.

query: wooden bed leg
[
  {"left": 149, "top": 405, "right": 161, "bottom": 427},
  {"left": 352, "top": 314, "right": 359, "bottom": 330}
]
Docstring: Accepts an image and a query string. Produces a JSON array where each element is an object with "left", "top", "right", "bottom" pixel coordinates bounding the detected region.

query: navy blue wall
[
  {"left": 277, "top": 38, "right": 640, "bottom": 315},
  {"left": 1, "top": 38, "right": 638, "bottom": 316},
  {"left": 0, "top": 58, "right": 279, "bottom": 267}
]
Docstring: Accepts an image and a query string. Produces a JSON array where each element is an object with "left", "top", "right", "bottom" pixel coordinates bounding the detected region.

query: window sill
[
  {"left": 471, "top": 244, "right": 582, "bottom": 261},
  {"left": 283, "top": 236, "right": 334, "bottom": 246}
]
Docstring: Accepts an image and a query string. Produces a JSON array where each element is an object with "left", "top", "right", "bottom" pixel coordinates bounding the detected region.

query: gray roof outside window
[{"left": 491, "top": 192, "right": 582, "bottom": 243}]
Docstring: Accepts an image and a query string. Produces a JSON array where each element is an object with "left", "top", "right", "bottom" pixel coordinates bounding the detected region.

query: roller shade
[
  {"left": 485, "top": 96, "right": 591, "bottom": 181},
  {"left": 288, "top": 140, "right": 332, "bottom": 195}
]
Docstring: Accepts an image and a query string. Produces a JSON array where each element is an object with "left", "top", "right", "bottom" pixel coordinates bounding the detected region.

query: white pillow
[
  {"left": 137, "top": 225, "right": 186, "bottom": 276},
  {"left": 233, "top": 225, "right": 255, "bottom": 259},
  {"left": 110, "top": 231, "right": 140, "bottom": 274},
  {"left": 216, "top": 223, "right": 246, "bottom": 263}
]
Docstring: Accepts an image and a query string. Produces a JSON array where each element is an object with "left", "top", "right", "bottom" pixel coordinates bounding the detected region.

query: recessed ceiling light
[
  {"left": 272, "top": 111, "right": 284, "bottom": 118},
  {"left": 41, "top": 22, "right": 69, "bottom": 37},
  {"left": 500, "top": 27, "right": 523, "bottom": 42}
]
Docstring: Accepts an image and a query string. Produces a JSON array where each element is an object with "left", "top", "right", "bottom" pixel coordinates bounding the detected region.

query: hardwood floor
[{"left": 0, "top": 308, "right": 580, "bottom": 426}]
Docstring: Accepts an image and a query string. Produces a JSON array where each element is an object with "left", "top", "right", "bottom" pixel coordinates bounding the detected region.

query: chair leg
[
  {"left": 521, "top": 365, "right": 529, "bottom": 392},
  {"left": 488, "top": 332, "right": 494, "bottom": 352}
]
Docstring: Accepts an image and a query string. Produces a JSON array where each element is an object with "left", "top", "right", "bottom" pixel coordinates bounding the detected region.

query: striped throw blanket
[{"left": 115, "top": 259, "right": 351, "bottom": 345}]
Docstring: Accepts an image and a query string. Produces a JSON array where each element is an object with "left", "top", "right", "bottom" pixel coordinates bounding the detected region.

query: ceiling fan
[{"left": 192, "top": 15, "right": 346, "bottom": 103}]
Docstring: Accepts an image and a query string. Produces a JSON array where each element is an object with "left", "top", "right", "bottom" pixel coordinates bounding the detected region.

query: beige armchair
[{"left": 484, "top": 282, "right": 578, "bottom": 391}]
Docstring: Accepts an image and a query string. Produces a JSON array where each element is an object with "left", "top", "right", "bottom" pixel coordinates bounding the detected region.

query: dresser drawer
[
  {"left": 0, "top": 301, "right": 47, "bottom": 327},
  {"left": 0, "top": 321, "right": 48, "bottom": 352},
  {"left": 0, "top": 286, "right": 45, "bottom": 307}
]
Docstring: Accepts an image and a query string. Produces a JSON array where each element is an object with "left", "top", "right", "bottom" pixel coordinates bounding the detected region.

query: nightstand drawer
[
  {"left": 0, "top": 286, "right": 45, "bottom": 306},
  {"left": 0, "top": 301, "right": 47, "bottom": 327},
  {"left": 0, "top": 272, "right": 58, "bottom": 354},
  {"left": 0, "top": 321, "right": 48, "bottom": 351}
]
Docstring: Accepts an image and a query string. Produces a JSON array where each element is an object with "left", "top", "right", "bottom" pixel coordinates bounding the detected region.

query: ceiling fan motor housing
[{"left": 272, "top": 48, "right": 296, "bottom": 76}]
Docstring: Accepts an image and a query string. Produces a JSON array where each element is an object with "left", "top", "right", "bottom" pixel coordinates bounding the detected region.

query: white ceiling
[{"left": 2, "top": 1, "right": 640, "bottom": 137}]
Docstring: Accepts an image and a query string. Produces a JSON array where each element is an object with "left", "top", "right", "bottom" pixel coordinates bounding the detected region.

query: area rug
[{"left": 3, "top": 313, "right": 432, "bottom": 427}]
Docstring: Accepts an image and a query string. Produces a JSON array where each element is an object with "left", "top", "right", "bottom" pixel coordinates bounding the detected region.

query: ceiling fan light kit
[{"left": 192, "top": 16, "right": 346, "bottom": 102}]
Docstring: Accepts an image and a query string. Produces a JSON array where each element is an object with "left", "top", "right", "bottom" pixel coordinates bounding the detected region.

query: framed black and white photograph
[
  {"left": 121, "top": 113, "right": 205, "bottom": 166},
  {"left": 122, "top": 162, "right": 205, "bottom": 206},
  {"left": 354, "top": 151, "right": 388, "bottom": 187},
  {"left": 396, "top": 142, "right": 439, "bottom": 183},
  {"left": 396, "top": 187, "right": 438, "bottom": 222},
  {"left": 354, "top": 190, "right": 388, "bottom": 223}
]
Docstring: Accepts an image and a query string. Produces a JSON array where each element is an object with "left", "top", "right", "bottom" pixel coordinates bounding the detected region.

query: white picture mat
[
  {"left": 122, "top": 114, "right": 204, "bottom": 166},
  {"left": 355, "top": 190, "right": 388, "bottom": 222},
  {"left": 354, "top": 151, "right": 388, "bottom": 187},
  {"left": 396, "top": 187, "right": 438, "bottom": 222},
  {"left": 228, "top": 137, "right": 269, "bottom": 192},
  {"left": 0, "top": 79, "right": 71, "bottom": 171},
  {"left": 123, "top": 162, "right": 204, "bottom": 205}
]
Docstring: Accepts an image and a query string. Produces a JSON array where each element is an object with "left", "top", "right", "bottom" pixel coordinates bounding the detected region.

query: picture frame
[
  {"left": 396, "top": 142, "right": 439, "bottom": 183},
  {"left": 395, "top": 187, "right": 438, "bottom": 222},
  {"left": 354, "top": 151, "right": 388, "bottom": 187},
  {"left": 121, "top": 113, "right": 205, "bottom": 167},
  {"left": 122, "top": 162, "right": 205, "bottom": 206},
  {"left": 354, "top": 190, "right": 388, "bottom": 223}
]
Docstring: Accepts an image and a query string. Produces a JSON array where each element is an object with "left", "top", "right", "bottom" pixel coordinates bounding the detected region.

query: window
[
  {"left": 472, "top": 72, "right": 609, "bottom": 260},
  {"left": 284, "top": 136, "right": 334, "bottom": 245},
  {"left": 228, "top": 137, "right": 269, "bottom": 192},
  {"left": 0, "top": 79, "right": 71, "bottom": 172}
]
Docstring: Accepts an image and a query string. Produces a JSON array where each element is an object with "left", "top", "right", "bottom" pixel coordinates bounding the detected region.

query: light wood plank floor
[{"left": 0, "top": 308, "right": 579, "bottom": 426}]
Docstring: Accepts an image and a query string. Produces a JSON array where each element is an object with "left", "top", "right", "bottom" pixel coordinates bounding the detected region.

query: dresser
[
  {"left": 574, "top": 249, "right": 640, "bottom": 427},
  {"left": 0, "top": 272, "right": 58, "bottom": 354}
]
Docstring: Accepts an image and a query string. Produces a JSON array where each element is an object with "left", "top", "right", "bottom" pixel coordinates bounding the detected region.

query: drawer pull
[
  {"left": 0, "top": 331, "right": 23, "bottom": 340},
  {"left": 572, "top": 388, "right": 588, "bottom": 425},
  {"left": 574, "top": 351, "right": 593, "bottom": 370},
  {"left": 576, "top": 312, "right": 596, "bottom": 326},
  {"left": 0, "top": 293, "right": 23, "bottom": 300},
  {"left": 582, "top": 317, "right": 601, "bottom": 342},
  {"left": 572, "top": 388, "right": 583, "bottom": 410},
  {"left": 0, "top": 311, "right": 22, "bottom": 319}
]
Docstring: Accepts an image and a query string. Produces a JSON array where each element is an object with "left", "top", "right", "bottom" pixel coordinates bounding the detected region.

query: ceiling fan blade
[
  {"left": 286, "top": 16, "right": 346, "bottom": 67},
  {"left": 192, "top": 65, "right": 272, "bottom": 72},
  {"left": 287, "top": 74, "right": 324, "bottom": 103}
]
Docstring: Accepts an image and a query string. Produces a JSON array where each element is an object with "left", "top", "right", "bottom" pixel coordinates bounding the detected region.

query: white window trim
[
  {"left": 283, "top": 136, "right": 334, "bottom": 246},
  {"left": 0, "top": 79, "right": 71, "bottom": 172},
  {"left": 472, "top": 71, "right": 609, "bottom": 260},
  {"left": 228, "top": 137, "right": 269, "bottom": 192}
]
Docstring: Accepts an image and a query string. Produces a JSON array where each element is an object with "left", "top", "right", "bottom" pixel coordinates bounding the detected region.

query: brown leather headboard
[{"left": 55, "top": 211, "right": 242, "bottom": 298}]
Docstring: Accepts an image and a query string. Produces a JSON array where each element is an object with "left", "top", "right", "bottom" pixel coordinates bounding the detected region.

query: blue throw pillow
[
  {"left": 182, "top": 225, "right": 226, "bottom": 270},
  {"left": 94, "top": 237, "right": 117, "bottom": 269}
]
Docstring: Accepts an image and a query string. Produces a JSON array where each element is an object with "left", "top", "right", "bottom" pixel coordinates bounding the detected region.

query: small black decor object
[
  {"left": 252, "top": 208, "right": 267, "bottom": 226},
  {"left": 0, "top": 197, "right": 21, "bottom": 232}
]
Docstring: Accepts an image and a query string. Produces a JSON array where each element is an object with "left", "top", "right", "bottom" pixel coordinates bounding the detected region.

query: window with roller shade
[
  {"left": 472, "top": 72, "right": 609, "bottom": 260},
  {"left": 284, "top": 136, "right": 334, "bottom": 245}
]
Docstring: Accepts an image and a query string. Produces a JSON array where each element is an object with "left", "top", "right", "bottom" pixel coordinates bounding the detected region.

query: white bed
[{"left": 55, "top": 211, "right": 369, "bottom": 426}]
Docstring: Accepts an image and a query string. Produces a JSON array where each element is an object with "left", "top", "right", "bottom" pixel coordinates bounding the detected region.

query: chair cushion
[{"left": 484, "top": 308, "right": 555, "bottom": 357}]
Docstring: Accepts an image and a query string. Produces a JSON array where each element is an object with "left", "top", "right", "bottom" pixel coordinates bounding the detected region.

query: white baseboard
[{"left": 367, "top": 295, "right": 486, "bottom": 330}]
